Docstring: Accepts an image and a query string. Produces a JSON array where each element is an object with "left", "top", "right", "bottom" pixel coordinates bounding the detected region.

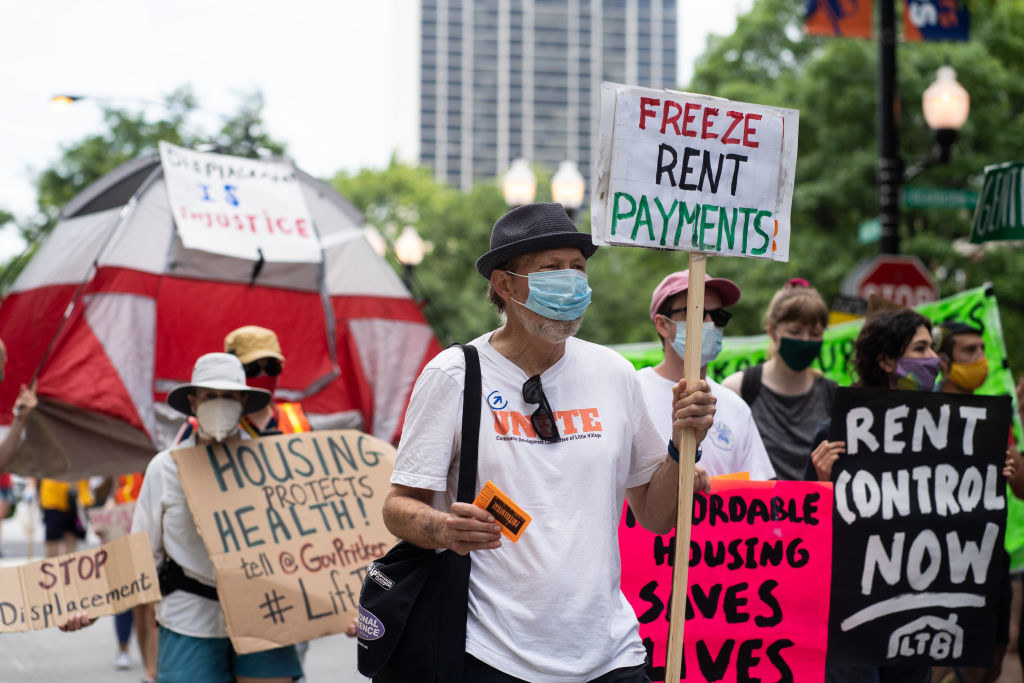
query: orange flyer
[{"left": 473, "top": 480, "right": 532, "bottom": 542}]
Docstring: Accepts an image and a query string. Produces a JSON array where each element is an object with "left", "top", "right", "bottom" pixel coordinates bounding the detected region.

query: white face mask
[{"left": 195, "top": 397, "right": 243, "bottom": 442}]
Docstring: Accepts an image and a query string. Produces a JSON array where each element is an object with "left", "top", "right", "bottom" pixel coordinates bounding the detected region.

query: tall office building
[{"left": 419, "top": 0, "right": 678, "bottom": 191}]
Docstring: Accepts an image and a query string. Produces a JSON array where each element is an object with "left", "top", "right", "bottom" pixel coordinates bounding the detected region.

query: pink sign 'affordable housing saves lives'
[{"left": 618, "top": 479, "right": 832, "bottom": 682}]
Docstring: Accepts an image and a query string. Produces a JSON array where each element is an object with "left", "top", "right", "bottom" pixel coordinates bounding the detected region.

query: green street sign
[
  {"left": 902, "top": 186, "right": 978, "bottom": 209},
  {"left": 857, "top": 218, "right": 880, "bottom": 244},
  {"left": 971, "top": 161, "right": 1024, "bottom": 243}
]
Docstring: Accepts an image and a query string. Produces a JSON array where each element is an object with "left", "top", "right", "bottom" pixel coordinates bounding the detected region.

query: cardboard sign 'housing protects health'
[{"left": 173, "top": 430, "right": 395, "bottom": 654}]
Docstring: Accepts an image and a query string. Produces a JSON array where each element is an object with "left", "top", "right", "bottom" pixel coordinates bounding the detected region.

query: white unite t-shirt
[
  {"left": 392, "top": 333, "right": 666, "bottom": 682},
  {"left": 636, "top": 367, "right": 776, "bottom": 481}
]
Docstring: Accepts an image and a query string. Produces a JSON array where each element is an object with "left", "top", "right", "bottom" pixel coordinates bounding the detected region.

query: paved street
[{"left": 0, "top": 500, "right": 369, "bottom": 682}]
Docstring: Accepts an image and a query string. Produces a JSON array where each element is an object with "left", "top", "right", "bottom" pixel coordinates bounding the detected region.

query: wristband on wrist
[{"left": 667, "top": 439, "right": 702, "bottom": 463}]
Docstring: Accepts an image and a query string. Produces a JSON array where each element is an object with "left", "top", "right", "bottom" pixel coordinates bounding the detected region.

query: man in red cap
[{"left": 639, "top": 269, "right": 775, "bottom": 480}]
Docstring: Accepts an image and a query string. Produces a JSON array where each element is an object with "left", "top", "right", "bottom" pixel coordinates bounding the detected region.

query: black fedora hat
[{"left": 476, "top": 202, "right": 598, "bottom": 278}]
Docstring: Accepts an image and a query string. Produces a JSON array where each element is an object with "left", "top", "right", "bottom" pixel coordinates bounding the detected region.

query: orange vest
[
  {"left": 114, "top": 473, "right": 144, "bottom": 504},
  {"left": 238, "top": 402, "right": 311, "bottom": 437},
  {"left": 276, "top": 402, "right": 311, "bottom": 433}
]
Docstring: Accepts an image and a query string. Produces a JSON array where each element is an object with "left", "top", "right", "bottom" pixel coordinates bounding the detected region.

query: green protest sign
[
  {"left": 971, "top": 161, "right": 1024, "bottom": 243},
  {"left": 617, "top": 286, "right": 1024, "bottom": 567}
]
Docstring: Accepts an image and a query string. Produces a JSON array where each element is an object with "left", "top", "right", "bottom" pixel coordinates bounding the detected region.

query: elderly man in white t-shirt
[
  {"left": 383, "top": 202, "right": 716, "bottom": 683},
  {"left": 639, "top": 270, "right": 776, "bottom": 481}
]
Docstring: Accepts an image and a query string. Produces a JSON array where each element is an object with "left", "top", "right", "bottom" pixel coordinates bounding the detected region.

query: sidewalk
[{"left": 0, "top": 501, "right": 369, "bottom": 682}]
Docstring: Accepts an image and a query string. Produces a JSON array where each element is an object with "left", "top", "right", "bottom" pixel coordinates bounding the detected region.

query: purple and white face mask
[{"left": 892, "top": 357, "right": 941, "bottom": 392}]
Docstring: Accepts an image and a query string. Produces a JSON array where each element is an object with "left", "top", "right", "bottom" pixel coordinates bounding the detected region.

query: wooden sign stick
[{"left": 663, "top": 251, "right": 706, "bottom": 683}]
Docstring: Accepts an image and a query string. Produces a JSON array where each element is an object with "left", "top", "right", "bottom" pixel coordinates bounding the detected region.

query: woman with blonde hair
[{"left": 722, "top": 278, "right": 836, "bottom": 480}]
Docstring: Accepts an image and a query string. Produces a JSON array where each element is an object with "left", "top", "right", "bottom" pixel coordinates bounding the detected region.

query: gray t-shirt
[{"left": 741, "top": 364, "right": 837, "bottom": 481}]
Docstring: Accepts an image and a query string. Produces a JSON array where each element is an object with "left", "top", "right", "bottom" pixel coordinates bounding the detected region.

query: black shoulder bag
[{"left": 356, "top": 343, "right": 480, "bottom": 682}]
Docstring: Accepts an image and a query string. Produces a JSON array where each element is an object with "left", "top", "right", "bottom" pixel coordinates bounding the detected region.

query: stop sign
[{"left": 855, "top": 255, "right": 938, "bottom": 306}]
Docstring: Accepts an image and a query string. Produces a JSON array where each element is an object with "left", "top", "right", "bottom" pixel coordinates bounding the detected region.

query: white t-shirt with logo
[
  {"left": 637, "top": 367, "right": 776, "bottom": 481},
  {"left": 392, "top": 333, "right": 666, "bottom": 682}
]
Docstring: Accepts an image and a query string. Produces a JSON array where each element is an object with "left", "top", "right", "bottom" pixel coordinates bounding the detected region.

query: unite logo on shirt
[{"left": 491, "top": 407, "right": 603, "bottom": 440}]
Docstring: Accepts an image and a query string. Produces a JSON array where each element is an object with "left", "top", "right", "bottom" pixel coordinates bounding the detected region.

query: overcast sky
[{"left": 0, "top": 0, "right": 751, "bottom": 261}]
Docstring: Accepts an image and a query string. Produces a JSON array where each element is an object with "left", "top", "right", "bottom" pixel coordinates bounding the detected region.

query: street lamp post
[
  {"left": 876, "top": 0, "right": 970, "bottom": 255},
  {"left": 502, "top": 159, "right": 537, "bottom": 207},
  {"left": 908, "top": 65, "right": 971, "bottom": 177},
  {"left": 877, "top": 0, "right": 902, "bottom": 255},
  {"left": 393, "top": 225, "right": 427, "bottom": 295},
  {"left": 550, "top": 160, "right": 586, "bottom": 221}
]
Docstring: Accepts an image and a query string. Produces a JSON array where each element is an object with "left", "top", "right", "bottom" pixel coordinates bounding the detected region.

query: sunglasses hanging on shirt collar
[{"left": 522, "top": 374, "right": 561, "bottom": 443}]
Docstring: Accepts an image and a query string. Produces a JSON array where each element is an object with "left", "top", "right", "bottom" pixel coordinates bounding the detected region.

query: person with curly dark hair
[
  {"left": 805, "top": 309, "right": 938, "bottom": 486},
  {"left": 852, "top": 309, "right": 937, "bottom": 391}
]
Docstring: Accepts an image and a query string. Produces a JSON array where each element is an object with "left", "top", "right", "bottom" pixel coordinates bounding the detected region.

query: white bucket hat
[{"left": 167, "top": 353, "right": 272, "bottom": 416}]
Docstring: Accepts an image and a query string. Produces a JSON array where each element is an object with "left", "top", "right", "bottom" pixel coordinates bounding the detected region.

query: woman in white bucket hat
[{"left": 131, "top": 353, "right": 302, "bottom": 683}]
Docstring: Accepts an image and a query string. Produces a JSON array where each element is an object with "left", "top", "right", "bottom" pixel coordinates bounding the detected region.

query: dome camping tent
[{"left": 0, "top": 143, "right": 440, "bottom": 478}]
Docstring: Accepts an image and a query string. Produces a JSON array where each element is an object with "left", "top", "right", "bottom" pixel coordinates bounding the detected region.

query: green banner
[
  {"left": 971, "top": 161, "right": 1024, "bottom": 243},
  {"left": 616, "top": 286, "right": 1024, "bottom": 567}
]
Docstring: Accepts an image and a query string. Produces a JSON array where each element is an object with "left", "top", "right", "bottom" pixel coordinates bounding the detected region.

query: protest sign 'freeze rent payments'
[{"left": 591, "top": 83, "right": 799, "bottom": 261}]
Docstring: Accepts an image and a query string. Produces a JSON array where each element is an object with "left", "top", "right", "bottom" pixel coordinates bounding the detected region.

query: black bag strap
[
  {"left": 455, "top": 343, "right": 481, "bottom": 504},
  {"left": 158, "top": 556, "right": 218, "bottom": 601},
  {"left": 740, "top": 363, "right": 763, "bottom": 405}
]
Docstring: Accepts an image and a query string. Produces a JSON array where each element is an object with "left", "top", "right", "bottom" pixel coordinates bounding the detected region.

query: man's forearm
[
  {"left": 382, "top": 492, "right": 450, "bottom": 549},
  {"left": 633, "top": 456, "right": 679, "bottom": 535}
]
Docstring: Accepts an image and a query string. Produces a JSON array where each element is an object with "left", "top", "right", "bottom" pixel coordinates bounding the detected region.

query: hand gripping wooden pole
[{"left": 664, "top": 252, "right": 705, "bottom": 683}]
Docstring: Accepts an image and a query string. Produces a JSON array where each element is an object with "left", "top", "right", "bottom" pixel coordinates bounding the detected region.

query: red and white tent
[{"left": 0, "top": 144, "right": 440, "bottom": 478}]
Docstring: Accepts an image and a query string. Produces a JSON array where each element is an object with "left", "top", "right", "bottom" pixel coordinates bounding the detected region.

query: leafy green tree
[{"left": 331, "top": 160, "right": 509, "bottom": 344}]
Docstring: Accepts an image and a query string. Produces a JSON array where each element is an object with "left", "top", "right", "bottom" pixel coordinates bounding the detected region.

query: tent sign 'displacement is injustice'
[
  {"left": 591, "top": 82, "right": 799, "bottom": 262},
  {"left": 159, "top": 141, "right": 320, "bottom": 263}
]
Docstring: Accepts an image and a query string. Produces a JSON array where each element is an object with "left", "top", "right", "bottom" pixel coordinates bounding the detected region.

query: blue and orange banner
[
  {"left": 619, "top": 479, "right": 833, "bottom": 682},
  {"left": 904, "top": 0, "right": 970, "bottom": 42},
  {"left": 805, "top": 0, "right": 874, "bottom": 38}
]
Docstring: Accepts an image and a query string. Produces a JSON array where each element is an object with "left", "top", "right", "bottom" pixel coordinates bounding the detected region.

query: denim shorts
[{"left": 157, "top": 624, "right": 303, "bottom": 682}]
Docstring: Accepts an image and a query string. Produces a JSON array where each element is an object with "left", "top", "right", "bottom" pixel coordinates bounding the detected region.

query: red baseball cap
[{"left": 649, "top": 270, "right": 742, "bottom": 321}]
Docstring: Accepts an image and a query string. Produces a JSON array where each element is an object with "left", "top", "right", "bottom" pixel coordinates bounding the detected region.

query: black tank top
[{"left": 741, "top": 363, "right": 837, "bottom": 481}]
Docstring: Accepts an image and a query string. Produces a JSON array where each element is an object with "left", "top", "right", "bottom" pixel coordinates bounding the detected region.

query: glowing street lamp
[
  {"left": 502, "top": 159, "right": 537, "bottom": 207},
  {"left": 394, "top": 225, "right": 426, "bottom": 293},
  {"left": 921, "top": 65, "right": 970, "bottom": 164},
  {"left": 550, "top": 160, "right": 586, "bottom": 220}
]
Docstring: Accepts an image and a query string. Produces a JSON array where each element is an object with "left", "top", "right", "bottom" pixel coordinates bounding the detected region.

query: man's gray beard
[{"left": 509, "top": 301, "right": 583, "bottom": 343}]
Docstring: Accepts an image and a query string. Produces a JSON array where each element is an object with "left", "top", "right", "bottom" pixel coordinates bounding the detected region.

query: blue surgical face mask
[
  {"left": 668, "top": 320, "right": 723, "bottom": 367},
  {"left": 508, "top": 269, "right": 592, "bottom": 321}
]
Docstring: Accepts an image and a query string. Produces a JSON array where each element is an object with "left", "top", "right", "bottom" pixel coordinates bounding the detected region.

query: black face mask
[{"left": 777, "top": 337, "right": 822, "bottom": 371}]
